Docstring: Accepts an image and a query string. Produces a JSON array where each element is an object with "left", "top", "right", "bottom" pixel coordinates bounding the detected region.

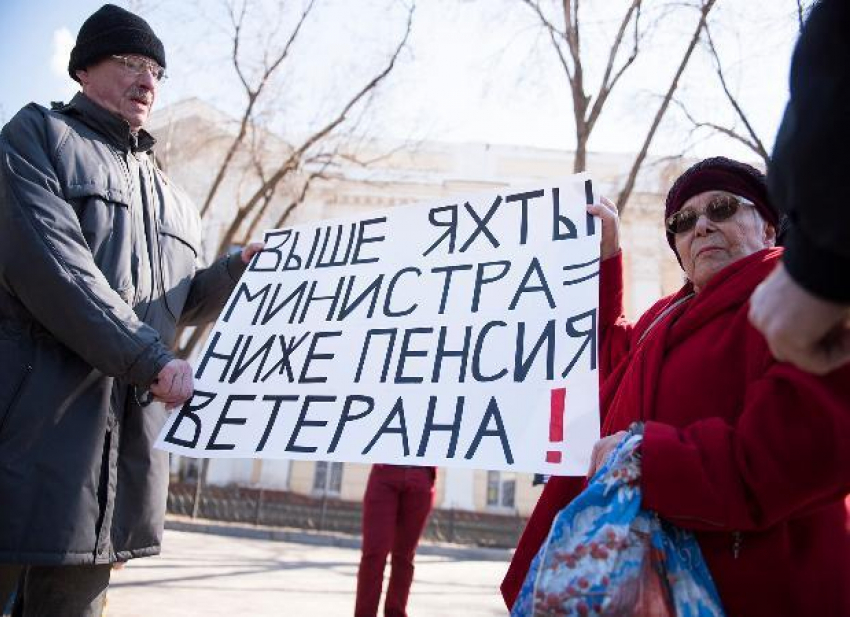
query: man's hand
[
  {"left": 586, "top": 196, "right": 620, "bottom": 260},
  {"left": 749, "top": 263, "right": 850, "bottom": 374},
  {"left": 150, "top": 359, "right": 194, "bottom": 410},
  {"left": 241, "top": 241, "right": 265, "bottom": 265},
  {"left": 587, "top": 430, "right": 628, "bottom": 478}
]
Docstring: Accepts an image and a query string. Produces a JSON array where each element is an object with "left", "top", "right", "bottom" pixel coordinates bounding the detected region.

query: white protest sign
[{"left": 156, "top": 174, "right": 601, "bottom": 475}]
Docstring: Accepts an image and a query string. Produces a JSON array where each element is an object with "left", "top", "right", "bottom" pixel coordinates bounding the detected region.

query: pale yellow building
[{"left": 150, "top": 99, "right": 691, "bottom": 517}]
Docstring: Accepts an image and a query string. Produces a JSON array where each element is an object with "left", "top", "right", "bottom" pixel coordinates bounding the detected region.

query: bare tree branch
[
  {"left": 521, "top": 1, "right": 574, "bottom": 83},
  {"left": 586, "top": 0, "right": 642, "bottom": 132},
  {"left": 520, "top": 0, "right": 649, "bottom": 173},
  {"left": 200, "top": 0, "right": 318, "bottom": 218},
  {"left": 703, "top": 25, "right": 769, "bottom": 162},
  {"left": 175, "top": 1, "right": 416, "bottom": 360},
  {"left": 240, "top": 141, "right": 336, "bottom": 239},
  {"left": 564, "top": 0, "right": 580, "bottom": 72},
  {"left": 335, "top": 139, "right": 417, "bottom": 168},
  {"left": 228, "top": 0, "right": 250, "bottom": 93},
  {"left": 668, "top": 16, "right": 771, "bottom": 169},
  {"left": 672, "top": 96, "right": 766, "bottom": 159},
  {"left": 616, "top": 0, "right": 718, "bottom": 212},
  {"left": 212, "top": 2, "right": 415, "bottom": 258},
  {"left": 274, "top": 166, "right": 331, "bottom": 229}
]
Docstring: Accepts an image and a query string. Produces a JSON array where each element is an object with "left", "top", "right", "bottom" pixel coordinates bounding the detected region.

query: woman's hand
[
  {"left": 587, "top": 430, "right": 628, "bottom": 478},
  {"left": 586, "top": 195, "right": 620, "bottom": 261}
]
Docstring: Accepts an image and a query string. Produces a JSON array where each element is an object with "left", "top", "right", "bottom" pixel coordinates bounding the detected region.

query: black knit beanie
[{"left": 68, "top": 4, "right": 165, "bottom": 82}]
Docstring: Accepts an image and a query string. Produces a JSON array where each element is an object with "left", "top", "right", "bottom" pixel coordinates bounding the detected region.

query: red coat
[{"left": 502, "top": 248, "right": 850, "bottom": 616}]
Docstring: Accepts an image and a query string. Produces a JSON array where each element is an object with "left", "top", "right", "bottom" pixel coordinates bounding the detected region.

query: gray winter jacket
[{"left": 0, "top": 93, "right": 244, "bottom": 565}]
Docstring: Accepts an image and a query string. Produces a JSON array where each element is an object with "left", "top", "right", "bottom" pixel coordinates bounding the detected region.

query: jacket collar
[
  {"left": 65, "top": 92, "right": 156, "bottom": 153},
  {"left": 664, "top": 247, "right": 782, "bottom": 346}
]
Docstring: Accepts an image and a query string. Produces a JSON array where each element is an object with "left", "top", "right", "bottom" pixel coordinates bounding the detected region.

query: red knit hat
[{"left": 664, "top": 156, "right": 778, "bottom": 258}]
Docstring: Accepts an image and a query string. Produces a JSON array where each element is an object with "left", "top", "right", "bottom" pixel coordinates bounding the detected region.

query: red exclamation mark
[{"left": 546, "top": 388, "right": 566, "bottom": 463}]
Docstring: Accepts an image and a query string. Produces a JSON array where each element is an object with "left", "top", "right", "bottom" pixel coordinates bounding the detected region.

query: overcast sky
[{"left": 0, "top": 0, "right": 806, "bottom": 161}]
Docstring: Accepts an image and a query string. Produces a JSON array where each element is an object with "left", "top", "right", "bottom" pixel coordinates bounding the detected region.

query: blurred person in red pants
[{"left": 355, "top": 464, "right": 436, "bottom": 617}]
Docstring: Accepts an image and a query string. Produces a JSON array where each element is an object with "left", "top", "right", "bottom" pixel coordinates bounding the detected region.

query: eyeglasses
[
  {"left": 110, "top": 54, "right": 167, "bottom": 82},
  {"left": 665, "top": 194, "right": 755, "bottom": 235}
]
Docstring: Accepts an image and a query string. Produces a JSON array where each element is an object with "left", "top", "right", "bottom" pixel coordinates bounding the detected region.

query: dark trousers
[
  {"left": 0, "top": 564, "right": 111, "bottom": 617},
  {"left": 354, "top": 465, "right": 435, "bottom": 617}
]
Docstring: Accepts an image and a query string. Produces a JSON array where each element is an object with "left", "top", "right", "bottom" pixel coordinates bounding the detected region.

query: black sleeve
[
  {"left": 178, "top": 252, "right": 247, "bottom": 326},
  {"left": 767, "top": 0, "right": 850, "bottom": 302},
  {"left": 0, "top": 107, "right": 173, "bottom": 386}
]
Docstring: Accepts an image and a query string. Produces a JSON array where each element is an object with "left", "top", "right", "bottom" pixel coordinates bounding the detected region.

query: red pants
[{"left": 354, "top": 465, "right": 435, "bottom": 617}]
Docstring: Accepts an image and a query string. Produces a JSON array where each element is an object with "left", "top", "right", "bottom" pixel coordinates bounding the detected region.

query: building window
[
  {"left": 486, "top": 471, "right": 516, "bottom": 509},
  {"left": 313, "top": 461, "right": 343, "bottom": 495}
]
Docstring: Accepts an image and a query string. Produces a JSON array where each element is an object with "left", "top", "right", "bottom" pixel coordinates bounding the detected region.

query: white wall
[
  {"left": 258, "top": 460, "right": 292, "bottom": 490},
  {"left": 206, "top": 459, "right": 254, "bottom": 486},
  {"left": 440, "top": 466, "right": 476, "bottom": 510}
]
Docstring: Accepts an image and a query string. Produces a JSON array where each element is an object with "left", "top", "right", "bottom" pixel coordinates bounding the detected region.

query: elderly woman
[{"left": 501, "top": 157, "right": 850, "bottom": 616}]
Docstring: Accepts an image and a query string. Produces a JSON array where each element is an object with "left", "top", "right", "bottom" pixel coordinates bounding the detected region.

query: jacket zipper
[
  {"left": 670, "top": 514, "right": 743, "bottom": 559},
  {"left": 146, "top": 160, "right": 171, "bottom": 318},
  {"left": 732, "top": 531, "right": 742, "bottom": 559},
  {"left": 135, "top": 153, "right": 161, "bottom": 321},
  {"left": 0, "top": 364, "right": 33, "bottom": 434},
  {"left": 111, "top": 147, "right": 143, "bottom": 308}
]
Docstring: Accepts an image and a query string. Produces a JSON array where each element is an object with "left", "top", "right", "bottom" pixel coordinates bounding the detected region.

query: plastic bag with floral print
[{"left": 511, "top": 433, "right": 725, "bottom": 617}]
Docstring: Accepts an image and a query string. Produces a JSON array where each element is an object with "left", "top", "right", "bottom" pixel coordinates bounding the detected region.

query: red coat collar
[{"left": 601, "top": 247, "right": 782, "bottom": 435}]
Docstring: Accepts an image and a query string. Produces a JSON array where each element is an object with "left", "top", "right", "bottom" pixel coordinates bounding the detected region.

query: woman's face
[{"left": 674, "top": 190, "right": 776, "bottom": 292}]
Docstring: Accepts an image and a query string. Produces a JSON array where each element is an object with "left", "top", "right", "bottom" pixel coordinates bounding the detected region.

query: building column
[{"left": 440, "top": 466, "right": 475, "bottom": 511}]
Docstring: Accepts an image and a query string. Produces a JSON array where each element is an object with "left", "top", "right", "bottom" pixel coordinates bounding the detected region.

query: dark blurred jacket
[{"left": 769, "top": 0, "right": 850, "bottom": 302}]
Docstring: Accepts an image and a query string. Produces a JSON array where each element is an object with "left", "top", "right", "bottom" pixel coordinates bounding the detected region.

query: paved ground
[{"left": 106, "top": 527, "right": 511, "bottom": 616}]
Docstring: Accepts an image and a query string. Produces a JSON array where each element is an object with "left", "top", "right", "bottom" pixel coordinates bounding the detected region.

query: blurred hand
[
  {"left": 587, "top": 430, "right": 628, "bottom": 478},
  {"left": 241, "top": 241, "right": 265, "bottom": 265},
  {"left": 749, "top": 263, "right": 850, "bottom": 375},
  {"left": 586, "top": 196, "right": 620, "bottom": 261},
  {"left": 150, "top": 359, "right": 194, "bottom": 410}
]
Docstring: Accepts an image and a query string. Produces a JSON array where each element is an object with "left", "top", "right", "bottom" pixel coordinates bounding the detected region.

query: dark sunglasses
[{"left": 665, "top": 194, "right": 755, "bottom": 235}]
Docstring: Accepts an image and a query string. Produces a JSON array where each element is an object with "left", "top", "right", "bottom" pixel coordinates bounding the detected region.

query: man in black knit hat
[{"left": 0, "top": 5, "right": 261, "bottom": 614}]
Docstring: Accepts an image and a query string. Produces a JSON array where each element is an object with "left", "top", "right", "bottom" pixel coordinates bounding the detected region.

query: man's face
[{"left": 76, "top": 55, "right": 159, "bottom": 131}]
